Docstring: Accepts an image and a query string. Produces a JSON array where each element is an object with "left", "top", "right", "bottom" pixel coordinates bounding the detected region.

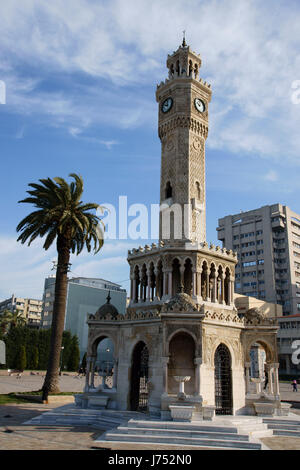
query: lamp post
[{"left": 59, "top": 346, "right": 64, "bottom": 376}]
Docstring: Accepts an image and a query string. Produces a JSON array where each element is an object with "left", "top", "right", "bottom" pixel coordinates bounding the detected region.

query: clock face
[
  {"left": 194, "top": 98, "right": 206, "bottom": 113},
  {"left": 161, "top": 97, "right": 173, "bottom": 113}
]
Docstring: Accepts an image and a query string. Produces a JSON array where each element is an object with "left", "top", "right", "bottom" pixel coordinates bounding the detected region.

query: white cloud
[
  {"left": 0, "top": 235, "right": 134, "bottom": 300},
  {"left": 0, "top": 1, "right": 300, "bottom": 157},
  {"left": 264, "top": 170, "right": 279, "bottom": 182}
]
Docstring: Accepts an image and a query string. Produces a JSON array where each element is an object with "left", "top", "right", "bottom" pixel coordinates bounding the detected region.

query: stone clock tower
[
  {"left": 85, "top": 41, "right": 282, "bottom": 424},
  {"left": 156, "top": 39, "right": 212, "bottom": 243}
]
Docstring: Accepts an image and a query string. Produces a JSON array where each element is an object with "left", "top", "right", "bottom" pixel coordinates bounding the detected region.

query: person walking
[{"left": 292, "top": 379, "right": 298, "bottom": 392}]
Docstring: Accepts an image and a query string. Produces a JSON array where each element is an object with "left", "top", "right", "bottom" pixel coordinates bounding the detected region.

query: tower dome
[{"left": 95, "top": 292, "right": 119, "bottom": 320}]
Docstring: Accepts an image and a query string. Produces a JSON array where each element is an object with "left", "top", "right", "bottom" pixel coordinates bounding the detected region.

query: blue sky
[{"left": 0, "top": 0, "right": 300, "bottom": 300}]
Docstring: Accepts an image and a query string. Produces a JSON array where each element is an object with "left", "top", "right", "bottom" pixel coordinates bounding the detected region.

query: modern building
[
  {"left": 217, "top": 204, "right": 300, "bottom": 316},
  {"left": 40, "top": 276, "right": 127, "bottom": 360},
  {"left": 0, "top": 295, "right": 43, "bottom": 327}
]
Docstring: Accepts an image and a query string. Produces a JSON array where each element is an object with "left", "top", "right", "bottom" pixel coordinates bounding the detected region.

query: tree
[
  {"left": 17, "top": 345, "right": 27, "bottom": 371},
  {"left": 16, "top": 173, "right": 104, "bottom": 400},
  {"left": 68, "top": 335, "right": 80, "bottom": 371},
  {"left": 0, "top": 309, "right": 26, "bottom": 336}
]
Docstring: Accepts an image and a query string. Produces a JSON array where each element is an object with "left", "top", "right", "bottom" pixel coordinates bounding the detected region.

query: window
[
  {"left": 242, "top": 261, "right": 256, "bottom": 267},
  {"left": 256, "top": 230, "right": 263, "bottom": 235},
  {"left": 165, "top": 181, "right": 172, "bottom": 199}
]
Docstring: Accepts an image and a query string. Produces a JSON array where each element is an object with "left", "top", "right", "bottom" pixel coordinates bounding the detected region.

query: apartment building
[
  {"left": 0, "top": 295, "right": 43, "bottom": 327},
  {"left": 217, "top": 203, "right": 300, "bottom": 316}
]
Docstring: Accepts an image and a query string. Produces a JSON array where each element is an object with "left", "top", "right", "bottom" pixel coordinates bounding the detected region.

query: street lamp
[{"left": 59, "top": 346, "right": 64, "bottom": 376}]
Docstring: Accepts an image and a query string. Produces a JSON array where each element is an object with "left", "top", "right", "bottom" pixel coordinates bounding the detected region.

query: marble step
[
  {"left": 127, "top": 417, "right": 272, "bottom": 437},
  {"left": 99, "top": 431, "right": 262, "bottom": 450},
  {"left": 272, "top": 429, "right": 300, "bottom": 437},
  {"left": 114, "top": 425, "right": 250, "bottom": 441},
  {"left": 263, "top": 418, "right": 300, "bottom": 437},
  {"left": 263, "top": 418, "right": 300, "bottom": 426},
  {"left": 127, "top": 419, "right": 239, "bottom": 434}
]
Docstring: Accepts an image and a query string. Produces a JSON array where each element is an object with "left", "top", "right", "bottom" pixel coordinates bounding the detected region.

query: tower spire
[{"left": 182, "top": 30, "right": 187, "bottom": 47}]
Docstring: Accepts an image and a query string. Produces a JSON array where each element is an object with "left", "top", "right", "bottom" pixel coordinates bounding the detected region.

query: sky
[{"left": 0, "top": 0, "right": 300, "bottom": 300}]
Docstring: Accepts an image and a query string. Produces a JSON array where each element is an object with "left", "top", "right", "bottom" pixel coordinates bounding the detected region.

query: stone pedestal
[
  {"left": 253, "top": 402, "right": 275, "bottom": 417},
  {"left": 169, "top": 405, "right": 196, "bottom": 422}
]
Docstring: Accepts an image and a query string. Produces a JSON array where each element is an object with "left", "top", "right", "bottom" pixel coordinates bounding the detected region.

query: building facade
[
  {"left": 217, "top": 204, "right": 300, "bottom": 316},
  {"left": 41, "top": 276, "right": 127, "bottom": 360},
  {"left": 0, "top": 295, "right": 43, "bottom": 327}
]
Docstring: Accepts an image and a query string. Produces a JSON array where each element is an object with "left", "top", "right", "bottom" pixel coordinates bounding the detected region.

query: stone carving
[
  {"left": 244, "top": 308, "right": 277, "bottom": 326},
  {"left": 161, "top": 292, "right": 199, "bottom": 313}
]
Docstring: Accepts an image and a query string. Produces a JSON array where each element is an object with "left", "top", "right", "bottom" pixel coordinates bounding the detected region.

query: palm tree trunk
[{"left": 42, "top": 235, "right": 70, "bottom": 401}]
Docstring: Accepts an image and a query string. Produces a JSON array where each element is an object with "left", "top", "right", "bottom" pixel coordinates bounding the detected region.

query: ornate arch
[
  {"left": 244, "top": 336, "right": 276, "bottom": 363},
  {"left": 88, "top": 329, "right": 118, "bottom": 357}
]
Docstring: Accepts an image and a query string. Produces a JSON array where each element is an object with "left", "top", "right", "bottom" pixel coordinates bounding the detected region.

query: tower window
[{"left": 165, "top": 181, "right": 173, "bottom": 199}]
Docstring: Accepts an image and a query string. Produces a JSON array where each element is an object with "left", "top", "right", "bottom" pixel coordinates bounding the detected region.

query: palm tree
[
  {"left": 0, "top": 309, "right": 26, "bottom": 335},
  {"left": 16, "top": 173, "right": 105, "bottom": 401}
]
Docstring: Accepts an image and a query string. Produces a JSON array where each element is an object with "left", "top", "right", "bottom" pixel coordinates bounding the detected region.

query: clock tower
[{"left": 156, "top": 39, "right": 212, "bottom": 244}]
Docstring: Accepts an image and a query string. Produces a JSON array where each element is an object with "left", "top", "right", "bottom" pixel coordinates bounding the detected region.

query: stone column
[
  {"left": 197, "top": 270, "right": 202, "bottom": 300},
  {"left": 245, "top": 362, "right": 251, "bottom": 395},
  {"left": 84, "top": 357, "right": 92, "bottom": 392},
  {"left": 273, "top": 363, "right": 280, "bottom": 397},
  {"left": 147, "top": 275, "right": 151, "bottom": 302},
  {"left": 162, "top": 356, "right": 169, "bottom": 395},
  {"left": 194, "top": 357, "right": 202, "bottom": 396},
  {"left": 267, "top": 364, "right": 274, "bottom": 395},
  {"left": 230, "top": 276, "right": 235, "bottom": 305},
  {"left": 154, "top": 269, "right": 159, "bottom": 300},
  {"left": 163, "top": 270, "right": 168, "bottom": 297},
  {"left": 168, "top": 270, "right": 173, "bottom": 297},
  {"left": 132, "top": 278, "right": 137, "bottom": 302},
  {"left": 212, "top": 275, "right": 217, "bottom": 302},
  {"left": 139, "top": 278, "right": 143, "bottom": 302},
  {"left": 192, "top": 271, "right": 197, "bottom": 297},
  {"left": 206, "top": 272, "right": 210, "bottom": 301},
  {"left": 90, "top": 357, "right": 96, "bottom": 388},
  {"left": 221, "top": 274, "right": 225, "bottom": 304}
]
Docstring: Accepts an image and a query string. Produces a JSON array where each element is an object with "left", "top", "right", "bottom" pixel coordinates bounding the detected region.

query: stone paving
[{"left": 1, "top": 374, "right": 300, "bottom": 450}]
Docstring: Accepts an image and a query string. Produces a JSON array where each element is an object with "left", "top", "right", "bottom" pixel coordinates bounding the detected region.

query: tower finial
[
  {"left": 182, "top": 30, "right": 187, "bottom": 47},
  {"left": 106, "top": 291, "right": 111, "bottom": 304}
]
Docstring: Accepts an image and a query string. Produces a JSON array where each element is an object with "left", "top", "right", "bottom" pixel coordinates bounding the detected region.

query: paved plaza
[{"left": 1, "top": 373, "right": 300, "bottom": 450}]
